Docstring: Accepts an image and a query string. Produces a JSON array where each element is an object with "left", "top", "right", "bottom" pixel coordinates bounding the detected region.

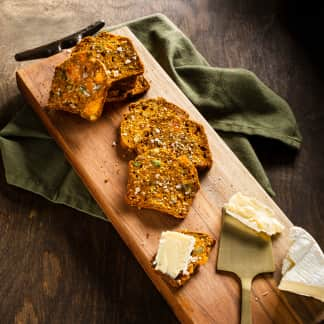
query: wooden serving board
[{"left": 16, "top": 27, "right": 321, "bottom": 323}]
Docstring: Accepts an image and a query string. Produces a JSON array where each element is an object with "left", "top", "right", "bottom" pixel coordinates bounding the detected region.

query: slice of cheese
[
  {"left": 279, "top": 226, "right": 324, "bottom": 302},
  {"left": 153, "top": 231, "right": 195, "bottom": 279},
  {"left": 223, "top": 192, "right": 284, "bottom": 236}
]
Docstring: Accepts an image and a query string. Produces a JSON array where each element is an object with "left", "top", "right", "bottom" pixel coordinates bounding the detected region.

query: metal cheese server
[
  {"left": 216, "top": 210, "right": 275, "bottom": 324},
  {"left": 15, "top": 20, "right": 105, "bottom": 61}
]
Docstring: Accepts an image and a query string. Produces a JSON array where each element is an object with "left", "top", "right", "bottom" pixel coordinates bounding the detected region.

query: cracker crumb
[
  {"left": 28, "top": 208, "right": 38, "bottom": 219},
  {"left": 112, "top": 141, "right": 117, "bottom": 147}
]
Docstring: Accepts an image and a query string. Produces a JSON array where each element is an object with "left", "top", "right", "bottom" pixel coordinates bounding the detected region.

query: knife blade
[{"left": 15, "top": 20, "right": 105, "bottom": 61}]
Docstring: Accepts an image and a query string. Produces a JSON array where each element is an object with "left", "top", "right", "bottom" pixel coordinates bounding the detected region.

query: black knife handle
[{"left": 15, "top": 20, "right": 105, "bottom": 61}]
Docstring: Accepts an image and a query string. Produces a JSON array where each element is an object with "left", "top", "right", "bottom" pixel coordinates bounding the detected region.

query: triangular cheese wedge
[
  {"left": 279, "top": 226, "right": 324, "bottom": 302},
  {"left": 224, "top": 192, "right": 284, "bottom": 236}
]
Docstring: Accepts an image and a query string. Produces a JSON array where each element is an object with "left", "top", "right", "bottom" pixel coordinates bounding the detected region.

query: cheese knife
[
  {"left": 14, "top": 20, "right": 105, "bottom": 61},
  {"left": 216, "top": 209, "right": 275, "bottom": 324}
]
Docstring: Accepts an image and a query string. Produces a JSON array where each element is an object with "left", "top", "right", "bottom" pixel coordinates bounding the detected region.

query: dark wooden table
[{"left": 1, "top": 1, "right": 323, "bottom": 323}]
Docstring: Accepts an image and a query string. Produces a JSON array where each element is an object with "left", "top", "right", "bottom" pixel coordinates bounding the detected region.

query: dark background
[{"left": 1, "top": 1, "right": 323, "bottom": 323}]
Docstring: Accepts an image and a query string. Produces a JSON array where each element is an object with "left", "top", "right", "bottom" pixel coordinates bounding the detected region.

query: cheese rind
[
  {"left": 153, "top": 231, "right": 195, "bottom": 279},
  {"left": 279, "top": 226, "right": 324, "bottom": 302},
  {"left": 224, "top": 192, "right": 284, "bottom": 236}
]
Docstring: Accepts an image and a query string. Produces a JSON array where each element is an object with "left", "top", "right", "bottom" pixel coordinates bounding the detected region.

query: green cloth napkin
[{"left": 0, "top": 14, "right": 302, "bottom": 221}]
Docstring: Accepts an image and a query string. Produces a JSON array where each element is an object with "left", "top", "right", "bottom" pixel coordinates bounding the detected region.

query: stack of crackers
[{"left": 47, "top": 32, "right": 149, "bottom": 121}]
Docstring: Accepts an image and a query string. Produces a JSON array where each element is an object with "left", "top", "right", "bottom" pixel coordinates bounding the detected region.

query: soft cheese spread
[
  {"left": 224, "top": 192, "right": 285, "bottom": 236},
  {"left": 279, "top": 226, "right": 324, "bottom": 302},
  {"left": 153, "top": 231, "right": 195, "bottom": 279}
]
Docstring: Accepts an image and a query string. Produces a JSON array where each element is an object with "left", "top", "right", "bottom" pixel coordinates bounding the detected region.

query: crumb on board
[
  {"left": 146, "top": 233, "right": 150, "bottom": 239},
  {"left": 104, "top": 179, "right": 109, "bottom": 183},
  {"left": 112, "top": 141, "right": 117, "bottom": 147}
]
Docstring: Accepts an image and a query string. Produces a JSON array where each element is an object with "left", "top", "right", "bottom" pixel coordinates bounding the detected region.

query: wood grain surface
[{"left": 1, "top": 1, "right": 324, "bottom": 323}]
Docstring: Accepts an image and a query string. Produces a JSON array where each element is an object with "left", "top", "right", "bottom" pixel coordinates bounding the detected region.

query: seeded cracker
[
  {"left": 72, "top": 31, "right": 144, "bottom": 95},
  {"left": 47, "top": 51, "right": 109, "bottom": 121},
  {"left": 126, "top": 148, "right": 200, "bottom": 219},
  {"left": 120, "top": 98, "right": 212, "bottom": 170},
  {"left": 120, "top": 98, "right": 189, "bottom": 151}
]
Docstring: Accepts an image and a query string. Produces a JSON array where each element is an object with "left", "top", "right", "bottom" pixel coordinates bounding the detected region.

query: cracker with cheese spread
[{"left": 153, "top": 230, "right": 215, "bottom": 287}]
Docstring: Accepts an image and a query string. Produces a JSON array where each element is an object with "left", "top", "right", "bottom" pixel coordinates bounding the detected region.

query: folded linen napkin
[{"left": 0, "top": 14, "right": 302, "bottom": 221}]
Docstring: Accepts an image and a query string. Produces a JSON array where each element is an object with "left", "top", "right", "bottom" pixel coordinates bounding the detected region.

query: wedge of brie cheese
[
  {"left": 279, "top": 226, "right": 324, "bottom": 302},
  {"left": 223, "top": 192, "right": 285, "bottom": 236},
  {"left": 153, "top": 231, "right": 195, "bottom": 279}
]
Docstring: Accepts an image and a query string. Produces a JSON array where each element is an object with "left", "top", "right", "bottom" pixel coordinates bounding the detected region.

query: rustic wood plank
[{"left": 14, "top": 26, "right": 320, "bottom": 324}]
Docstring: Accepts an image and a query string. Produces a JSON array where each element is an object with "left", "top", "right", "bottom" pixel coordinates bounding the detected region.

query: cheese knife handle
[
  {"left": 241, "top": 277, "right": 252, "bottom": 324},
  {"left": 14, "top": 20, "right": 105, "bottom": 61}
]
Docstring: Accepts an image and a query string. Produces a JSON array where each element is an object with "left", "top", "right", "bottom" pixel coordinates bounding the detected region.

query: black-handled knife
[{"left": 15, "top": 20, "right": 105, "bottom": 61}]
